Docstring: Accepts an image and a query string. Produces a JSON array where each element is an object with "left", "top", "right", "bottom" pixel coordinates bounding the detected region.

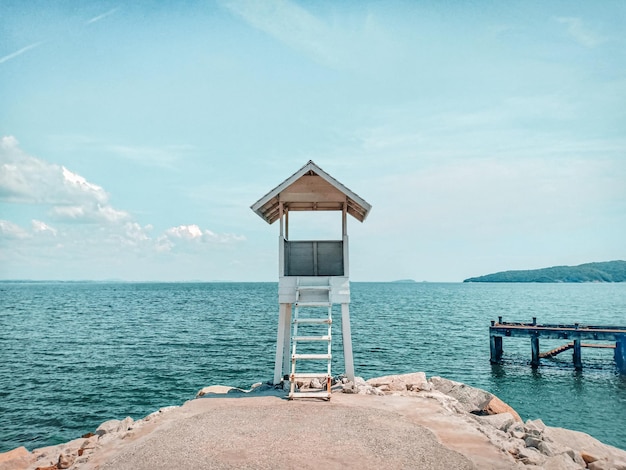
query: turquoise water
[{"left": 1, "top": 281, "right": 625, "bottom": 452}]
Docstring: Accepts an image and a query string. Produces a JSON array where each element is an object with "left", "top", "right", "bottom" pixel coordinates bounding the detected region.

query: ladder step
[
  {"left": 293, "top": 318, "right": 332, "bottom": 324},
  {"left": 292, "top": 354, "right": 332, "bottom": 360},
  {"left": 297, "top": 285, "right": 331, "bottom": 291},
  {"left": 295, "top": 301, "right": 331, "bottom": 307},
  {"left": 290, "top": 373, "right": 331, "bottom": 379},
  {"left": 293, "top": 335, "right": 331, "bottom": 342},
  {"left": 289, "top": 391, "right": 331, "bottom": 400}
]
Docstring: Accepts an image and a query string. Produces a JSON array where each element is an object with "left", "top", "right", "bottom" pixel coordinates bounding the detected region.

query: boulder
[
  {"left": 57, "top": 452, "right": 75, "bottom": 469},
  {"left": 538, "top": 440, "right": 559, "bottom": 457},
  {"left": 0, "top": 446, "right": 31, "bottom": 470},
  {"left": 542, "top": 453, "right": 584, "bottom": 470},
  {"left": 525, "top": 435, "right": 543, "bottom": 449},
  {"left": 588, "top": 460, "right": 613, "bottom": 470},
  {"left": 483, "top": 396, "right": 522, "bottom": 422},
  {"left": 509, "top": 422, "right": 526, "bottom": 440},
  {"left": 472, "top": 412, "right": 516, "bottom": 432},
  {"left": 429, "top": 376, "right": 492, "bottom": 413},
  {"left": 367, "top": 372, "right": 431, "bottom": 392},
  {"left": 96, "top": 416, "right": 134, "bottom": 436},
  {"left": 581, "top": 451, "right": 600, "bottom": 464},
  {"left": 196, "top": 385, "right": 247, "bottom": 397},
  {"left": 543, "top": 425, "right": 626, "bottom": 465},
  {"left": 310, "top": 378, "right": 323, "bottom": 389},
  {"left": 518, "top": 446, "right": 547, "bottom": 466},
  {"left": 525, "top": 419, "right": 547, "bottom": 435}
]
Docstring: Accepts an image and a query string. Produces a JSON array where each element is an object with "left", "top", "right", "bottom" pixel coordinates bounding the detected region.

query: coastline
[{"left": 1, "top": 372, "right": 625, "bottom": 470}]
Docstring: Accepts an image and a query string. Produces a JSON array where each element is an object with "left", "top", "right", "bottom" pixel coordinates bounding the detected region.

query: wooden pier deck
[{"left": 489, "top": 317, "right": 626, "bottom": 373}]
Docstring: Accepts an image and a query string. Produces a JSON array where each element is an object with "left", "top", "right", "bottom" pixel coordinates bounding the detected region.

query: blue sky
[{"left": 1, "top": 0, "right": 624, "bottom": 281}]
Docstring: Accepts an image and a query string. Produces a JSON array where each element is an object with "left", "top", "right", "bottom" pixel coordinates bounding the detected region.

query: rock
[
  {"left": 196, "top": 385, "right": 247, "bottom": 397},
  {"left": 57, "top": 453, "right": 74, "bottom": 469},
  {"left": 0, "top": 446, "right": 31, "bottom": 470},
  {"left": 544, "top": 425, "right": 626, "bottom": 466},
  {"left": 542, "top": 453, "right": 584, "bottom": 470},
  {"left": 525, "top": 435, "right": 543, "bottom": 449},
  {"left": 354, "top": 377, "right": 367, "bottom": 387},
  {"left": 509, "top": 422, "right": 526, "bottom": 440},
  {"left": 562, "top": 449, "right": 587, "bottom": 468},
  {"left": 429, "top": 376, "right": 492, "bottom": 413},
  {"left": 95, "top": 416, "right": 134, "bottom": 437},
  {"left": 581, "top": 451, "right": 600, "bottom": 464},
  {"left": 366, "top": 372, "right": 432, "bottom": 392},
  {"left": 310, "top": 378, "right": 323, "bottom": 389},
  {"left": 538, "top": 440, "right": 559, "bottom": 457},
  {"left": 518, "top": 446, "right": 547, "bottom": 466},
  {"left": 96, "top": 419, "right": 122, "bottom": 436},
  {"left": 525, "top": 419, "right": 547, "bottom": 435},
  {"left": 248, "top": 383, "right": 275, "bottom": 393},
  {"left": 483, "top": 396, "right": 522, "bottom": 422},
  {"left": 472, "top": 412, "right": 515, "bottom": 432},
  {"left": 588, "top": 460, "right": 612, "bottom": 470}
]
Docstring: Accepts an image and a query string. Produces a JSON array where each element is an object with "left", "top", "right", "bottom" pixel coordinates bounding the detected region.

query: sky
[{"left": 1, "top": 0, "right": 625, "bottom": 282}]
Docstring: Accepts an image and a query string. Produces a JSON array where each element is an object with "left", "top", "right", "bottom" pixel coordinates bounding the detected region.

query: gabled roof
[{"left": 251, "top": 160, "right": 372, "bottom": 224}]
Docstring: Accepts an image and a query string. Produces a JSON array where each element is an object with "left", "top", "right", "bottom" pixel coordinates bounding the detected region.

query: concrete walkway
[{"left": 90, "top": 393, "right": 481, "bottom": 470}]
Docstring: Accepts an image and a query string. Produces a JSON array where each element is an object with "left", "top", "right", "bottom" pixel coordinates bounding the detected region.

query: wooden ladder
[{"left": 289, "top": 279, "right": 332, "bottom": 400}]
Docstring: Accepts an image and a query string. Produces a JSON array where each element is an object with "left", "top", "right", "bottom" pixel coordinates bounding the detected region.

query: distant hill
[{"left": 463, "top": 260, "right": 626, "bottom": 283}]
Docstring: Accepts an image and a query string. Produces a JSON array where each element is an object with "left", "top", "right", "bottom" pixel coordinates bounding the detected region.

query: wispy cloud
[
  {"left": 222, "top": 0, "right": 335, "bottom": 64},
  {"left": 0, "top": 41, "right": 45, "bottom": 65},
  {"left": 86, "top": 8, "right": 119, "bottom": 25},
  {"left": 220, "top": 0, "right": 393, "bottom": 70},
  {"left": 556, "top": 17, "right": 607, "bottom": 47}
]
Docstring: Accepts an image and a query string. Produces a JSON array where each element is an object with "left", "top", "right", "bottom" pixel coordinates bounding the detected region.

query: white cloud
[
  {"left": 556, "top": 17, "right": 607, "bottom": 48},
  {"left": 166, "top": 224, "right": 204, "bottom": 239},
  {"left": 0, "top": 220, "right": 30, "bottom": 240},
  {"left": 157, "top": 224, "right": 246, "bottom": 252},
  {"left": 0, "top": 137, "right": 247, "bottom": 279},
  {"left": 31, "top": 220, "right": 57, "bottom": 236},
  {"left": 0, "top": 136, "right": 128, "bottom": 224}
]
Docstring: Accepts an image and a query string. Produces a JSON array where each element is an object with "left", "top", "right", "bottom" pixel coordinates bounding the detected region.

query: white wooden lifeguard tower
[{"left": 251, "top": 160, "right": 371, "bottom": 399}]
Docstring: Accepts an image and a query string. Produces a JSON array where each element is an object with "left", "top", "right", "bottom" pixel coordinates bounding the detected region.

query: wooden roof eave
[{"left": 250, "top": 160, "right": 372, "bottom": 224}]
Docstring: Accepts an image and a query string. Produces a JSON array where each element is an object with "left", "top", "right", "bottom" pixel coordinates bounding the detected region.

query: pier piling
[
  {"left": 616, "top": 335, "right": 626, "bottom": 374},
  {"left": 573, "top": 340, "right": 582, "bottom": 371},
  {"left": 531, "top": 335, "right": 540, "bottom": 368},
  {"left": 490, "top": 335, "right": 503, "bottom": 363},
  {"left": 490, "top": 318, "right": 626, "bottom": 373}
]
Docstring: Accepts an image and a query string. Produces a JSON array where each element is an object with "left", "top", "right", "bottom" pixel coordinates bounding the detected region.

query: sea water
[{"left": 1, "top": 281, "right": 625, "bottom": 452}]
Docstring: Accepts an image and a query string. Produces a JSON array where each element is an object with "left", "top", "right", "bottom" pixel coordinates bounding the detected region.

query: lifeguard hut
[{"left": 251, "top": 161, "right": 371, "bottom": 399}]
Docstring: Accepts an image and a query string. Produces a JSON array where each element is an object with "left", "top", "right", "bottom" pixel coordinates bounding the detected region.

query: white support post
[
  {"left": 274, "top": 303, "right": 292, "bottom": 384},
  {"left": 341, "top": 303, "right": 355, "bottom": 381},
  {"left": 282, "top": 303, "right": 292, "bottom": 378}
]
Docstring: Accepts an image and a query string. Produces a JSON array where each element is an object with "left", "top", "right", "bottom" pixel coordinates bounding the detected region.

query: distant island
[{"left": 463, "top": 260, "right": 626, "bottom": 283}]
